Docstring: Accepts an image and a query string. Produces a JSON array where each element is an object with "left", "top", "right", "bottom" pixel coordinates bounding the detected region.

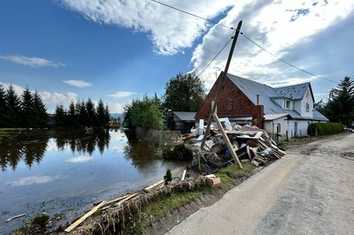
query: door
[{"left": 294, "top": 122, "right": 298, "bottom": 137}]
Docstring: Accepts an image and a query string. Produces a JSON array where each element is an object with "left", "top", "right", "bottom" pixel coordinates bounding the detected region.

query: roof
[
  {"left": 313, "top": 110, "right": 329, "bottom": 122},
  {"left": 226, "top": 73, "right": 327, "bottom": 121},
  {"left": 173, "top": 112, "right": 196, "bottom": 121}
]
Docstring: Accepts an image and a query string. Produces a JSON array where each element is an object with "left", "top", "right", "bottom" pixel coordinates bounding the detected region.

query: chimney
[{"left": 256, "top": 94, "right": 260, "bottom": 105}]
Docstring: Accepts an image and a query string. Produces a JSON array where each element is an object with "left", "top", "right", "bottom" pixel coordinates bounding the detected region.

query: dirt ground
[{"left": 166, "top": 133, "right": 354, "bottom": 235}]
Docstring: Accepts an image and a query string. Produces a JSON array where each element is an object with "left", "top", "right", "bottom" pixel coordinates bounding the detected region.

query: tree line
[
  {"left": 55, "top": 99, "right": 110, "bottom": 128},
  {"left": 0, "top": 85, "right": 48, "bottom": 128}
]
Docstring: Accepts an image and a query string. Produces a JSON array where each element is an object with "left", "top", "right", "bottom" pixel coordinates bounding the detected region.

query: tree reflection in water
[{"left": 0, "top": 129, "right": 110, "bottom": 171}]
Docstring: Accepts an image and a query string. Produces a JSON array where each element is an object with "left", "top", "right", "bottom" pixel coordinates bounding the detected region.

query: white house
[{"left": 196, "top": 73, "right": 329, "bottom": 139}]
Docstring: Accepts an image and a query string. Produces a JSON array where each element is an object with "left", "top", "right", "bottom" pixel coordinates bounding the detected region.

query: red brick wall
[{"left": 196, "top": 74, "right": 264, "bottom": 126}]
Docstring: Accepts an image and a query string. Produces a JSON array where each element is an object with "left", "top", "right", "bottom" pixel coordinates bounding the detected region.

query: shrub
[
  {"left": 308, "top": 122, "right": 344, "bottom": 136},
  {"left": 164, "top": 169, "right": 172, "bottom": 185}
]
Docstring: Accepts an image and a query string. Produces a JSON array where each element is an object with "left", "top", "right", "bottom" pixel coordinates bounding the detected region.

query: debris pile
[{"left": 189, "top": 120, "right": 286, "bottom": 173}]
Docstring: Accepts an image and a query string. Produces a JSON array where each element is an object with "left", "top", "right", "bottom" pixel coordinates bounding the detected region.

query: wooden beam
[{"left": 212, "top": 112, "right": 243, "bottom": 169}]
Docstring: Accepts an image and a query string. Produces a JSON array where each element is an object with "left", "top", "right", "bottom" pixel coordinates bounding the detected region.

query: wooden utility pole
[{"left": 200, "top": 20, "right": 244, "bottom": 169}]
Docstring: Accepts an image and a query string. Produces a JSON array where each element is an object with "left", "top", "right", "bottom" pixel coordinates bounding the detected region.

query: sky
[{"left": 1, "top": 0, "right": 354, "bottom": 113}]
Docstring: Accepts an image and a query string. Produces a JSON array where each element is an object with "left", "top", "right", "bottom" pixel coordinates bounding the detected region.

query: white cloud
[
  {"left": 108, "top": 91, "right": 136, "bottom": 98},
  {"left": 66, "top": 155, "right": 93, "bottom": 163},
  {"left": 191, "top": 0, "right": 354, "bottom": 88},
  {"left": 59, "top": 0, "right": 234, "bottom": 55},
  {"left": 0, "top": 82, "right": 78, "bottom": 112},
  {"left": 0, "top": 55, "right": 65, "bottom": 68},
  {"left": 9, "top": 176, "right": 59, "bottom": 187},
  {"left": 64, "top": 79, "right": 92, "bottom": 88}
]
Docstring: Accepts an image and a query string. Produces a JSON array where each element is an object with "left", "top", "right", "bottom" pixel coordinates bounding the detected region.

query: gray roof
[
  {"left": 226, "top": 74, "right": 327, "bottom": 121},
  {"left": 273, "top": 83, "right": 311, "bottom": 100},
  {"left": 313, "top": 110, "right": 329, "bottom": 122},
  {"left": 173, "top": 112, "right": 196, "bottom": 121}
]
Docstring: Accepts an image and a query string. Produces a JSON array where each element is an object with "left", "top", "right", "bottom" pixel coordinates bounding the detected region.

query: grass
[{"left": 216, "top": 162, "right": 256, "bottom": 189}]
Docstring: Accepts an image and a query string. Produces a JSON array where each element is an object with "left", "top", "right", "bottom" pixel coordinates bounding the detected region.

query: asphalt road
[{"left": 167, "top": 134, "right": 354, "bottom": 235}]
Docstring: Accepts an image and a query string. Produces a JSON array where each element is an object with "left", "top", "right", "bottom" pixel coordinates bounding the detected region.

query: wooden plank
[
  {"left": 105, "top": 194, "right": 131, "bottom": 206},
  {"left": 181, "top": 170, "right": 187, "bottom": 181},
  {"left": 144, "top": 180, "right": 164, "bottom": 192},
  {"left": 65, "top": 201, "right": 106, "bottom": 233},
  {"left": 6, "top": 214, "right": 26, "bottom": 223},
  {"left": 213, "top": 113, "right": 243, "bottom": 169},
  {"left": 115, "top": 193, "right": 139, "bottom": 207}
]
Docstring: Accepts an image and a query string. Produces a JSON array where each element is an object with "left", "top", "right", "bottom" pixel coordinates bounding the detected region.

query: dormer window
[
  {"left": 306, "top": 103, "right": 310, "bottom": 112},
  {"left": 285, "top": 100, "right": 291, "bottom": 109}
]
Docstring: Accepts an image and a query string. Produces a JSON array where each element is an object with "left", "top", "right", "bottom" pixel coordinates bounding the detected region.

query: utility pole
[{"left": 200, "top": 20, "right": 244, "bottom": 170}]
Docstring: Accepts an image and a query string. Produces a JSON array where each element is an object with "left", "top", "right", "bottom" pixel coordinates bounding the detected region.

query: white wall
[
  {"left": 300, "top": 88, "right": 314, "bottom": 118},
  {"left": 265, "top": 118, "right": 311, "bottom": 139},
  {"left": 287, "top": 120, "right": 310, "bottom": 138}
]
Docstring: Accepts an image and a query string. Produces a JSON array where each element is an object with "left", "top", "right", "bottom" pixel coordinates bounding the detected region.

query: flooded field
[{"left": 0, "top": 129, "right": 185, "bottom": 234}]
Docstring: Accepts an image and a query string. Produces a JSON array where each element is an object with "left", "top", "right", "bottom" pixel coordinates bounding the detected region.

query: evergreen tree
[
  {"left": 96, "top": 99, "right": 106, "bottom": 127},
  {"left": 21, "top": 88, "right": 34, "bottom": 127},
  {"left": 86, "top": 99, "right": 96, "bottom": 127},
  {"left": 55, "top": 105, "right": 66, "bottom": 127},
  {"left": 0, "top": 85, "right": 6, "bottom": 127},
  {"left": 68, "top": 101, "right": 78, "bottom": 127},
  {"left": 323, "top": 76, "right": 354, "bottom": 126},
  {"left": 104, "top": 105, "right": 110, "bottom": 127},
  {"left": 5, "top": 86, "right": 21, "bottom": 127},
  {"left": 78, "top": 101, "right": 88, "bottom": 127},
  {"left": 33, "top": 92, "right": 48, "bottom": 127}
]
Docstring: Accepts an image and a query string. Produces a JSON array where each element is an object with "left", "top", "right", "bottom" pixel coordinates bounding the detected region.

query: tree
[
  {"left": 322, "top": 76, "right": 354, "bottom": 126},
  {"left": 21, "top": 88, "right": 34, "bottom": 127},
  {"left": 86, "top": 99, "right": 96, "bottom": 127},
  {"left": 104, "top": 105, "right": 110, "bottom": 127},
  {"left": 164, "top": 73, "right": 205, "bottom": 112},
  {"left": 78, "top": 101, "right": 88, "bottom": 127},
  {"left": 124, "top": 97, "right": 164, "bottom": 130},
  {"left": 67, "top": 101, "right": 78, "bottom": 127},
  {"left": 55, "top": 105, "right": 66, "bottom": 127},
  {"left": 33, "top": 92, "right": 48, "bottom": 127},
  {"left": 96, "top": 100, "right": 106, "bottom": 127},
  {"left": 0, "top": 85, "right": 6, "bottom": 127},
  {"left": 5, "top": 86, "right": 21, "bottom": 127}
]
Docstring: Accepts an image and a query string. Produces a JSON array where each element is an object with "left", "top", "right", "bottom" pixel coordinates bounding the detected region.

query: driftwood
[
  {"left": 6, "top": 213, "right": 26, "bottom": 223},
  {"left": 144, "top": 180, "right": 164, "bottom": 192},
  {"left": 65, "top": 201, "right": 106, "bottom": 233},
  {"left": 181, "top": 170, "right": 187, "bottom": 181}
]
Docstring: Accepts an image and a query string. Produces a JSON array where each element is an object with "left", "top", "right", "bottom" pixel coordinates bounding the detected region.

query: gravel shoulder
[{"left": 167, "top": 133, "right": 354, "bottom": 235}]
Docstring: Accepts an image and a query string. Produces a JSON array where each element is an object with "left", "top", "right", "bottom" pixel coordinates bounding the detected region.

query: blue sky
[{"left": 1, "top": 0, "right": 354, "bottom": 112}]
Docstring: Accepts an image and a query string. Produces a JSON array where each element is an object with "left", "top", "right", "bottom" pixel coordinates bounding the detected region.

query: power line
[
  {"left": 149, "top": 0, "right": 234, "bottom": 30},
  {"left": 149, "top": 0, "right": 338, "bottom": 84},
  {"left": 241, "top": 32, "right": 338, "bottom": 84},
  {"left": 195, "top": 36, "right": 233, "bottom": 77}
]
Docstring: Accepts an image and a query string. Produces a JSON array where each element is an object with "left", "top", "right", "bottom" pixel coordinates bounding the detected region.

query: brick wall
[{"left": 196, "top": 73, "right": 264, "bottom": 128}]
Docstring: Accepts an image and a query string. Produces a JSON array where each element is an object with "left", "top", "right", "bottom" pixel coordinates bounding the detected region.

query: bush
[
  {"left": 308, "top": 122, "right": 344, "bottom": 136},
  {"left": 124, "top": 97, "right": 164, "bottom": 130},
  {"left": 164, "top": 169, "right": 172, "bottom": 185}
]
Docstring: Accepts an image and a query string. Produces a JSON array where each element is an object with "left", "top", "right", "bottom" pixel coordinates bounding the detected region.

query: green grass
[{"left": 216, "top": 162, "right": 256, "bottom": 189}]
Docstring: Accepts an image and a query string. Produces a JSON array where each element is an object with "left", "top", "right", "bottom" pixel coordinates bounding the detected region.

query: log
[
  {"left": 65, "top": 201, "right": 106, "bottom": 233},
  {"left": 144, "top": 180, "right": 164, "bottom": 192},
  {"left": 6, "top": 213, "right": 26, "bottom": 223},
  {"left": 115, "top": 193, "right": 139, "bottom": 207},
  {"left": 181, "top": 170, "right": 187, "bottom": 181},
  {"left": 105, "top": 194, "right": 131, "bottom": 207}
]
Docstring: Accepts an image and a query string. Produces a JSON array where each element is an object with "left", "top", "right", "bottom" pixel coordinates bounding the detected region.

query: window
[
  {"left": 276, "top": 123, "right": 281, "bottom": 133},
  {"left": 306, "top": 103, "right": 310, "bottom": 112},
  {"left": 285, "top": 100, "right": 291, "bottom": 109}
]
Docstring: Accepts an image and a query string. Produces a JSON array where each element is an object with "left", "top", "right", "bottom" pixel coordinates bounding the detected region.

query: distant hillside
[{"left": 110, "top": 113, "right": 125, "bottom": 121}]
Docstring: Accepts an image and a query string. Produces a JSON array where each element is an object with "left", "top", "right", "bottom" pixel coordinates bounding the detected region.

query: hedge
[{"left": 308, "top": 122, "right": 344, "bottom": 136}]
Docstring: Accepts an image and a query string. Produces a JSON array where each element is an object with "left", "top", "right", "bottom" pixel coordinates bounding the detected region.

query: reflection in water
[{"left": 0, "top": 129, "right": 110, "bottom": 171}]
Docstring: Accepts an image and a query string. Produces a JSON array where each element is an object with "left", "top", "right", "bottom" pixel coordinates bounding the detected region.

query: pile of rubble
[{"left": 188, "top": 120, "right": 286, "bottom": 173}]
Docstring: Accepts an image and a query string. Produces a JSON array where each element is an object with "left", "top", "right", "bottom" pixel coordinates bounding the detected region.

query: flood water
[{"left": 0, "top": 129, "right": 185, "bottom": 234}]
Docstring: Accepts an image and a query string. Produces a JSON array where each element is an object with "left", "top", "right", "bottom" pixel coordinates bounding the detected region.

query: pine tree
[
  {"left": 104, "top": 105, "right": 110, "bottom": 127},
  {"left": 68, "top": 101, "right": 77, "bottom": 127},
  {"left": 86, "top": 99, "right": 96, "bottom": 127},
  {"left": 324, "top": 76, "right": 354, "bottom": 126},
  {"left": 0, "top": 85, "right": 6, "bottom": 127},
  {"left": 55, "top": 105, "right": 66, "bottom": 127},
  {"left": 5, "top": 86, "right": 21, "bottom": 127},
  {"left": 21, "top": 88, "right": 34, "bottom": 127},
  {"left": 78, "top": 101, "right": 88, "bottom": 127},
  {"left": 33, "top": 92, "right": 48, "bottom": 127},
  {"left": 96, "top": 99, "right": 105, "bottom": 127}
]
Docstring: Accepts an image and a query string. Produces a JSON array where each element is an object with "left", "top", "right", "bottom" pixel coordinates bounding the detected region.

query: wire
[
  {"left": 241, "top": 32, "right": 338, "bottom": 84},
  {"left": 149, "top": 0, "right": 234, "bottom": 30},
  {"left": 149, "top": 0, "right": 338, "bottom": 84},
  {"left": 195, "top": 36, "right": 233, "bottom": 77}
]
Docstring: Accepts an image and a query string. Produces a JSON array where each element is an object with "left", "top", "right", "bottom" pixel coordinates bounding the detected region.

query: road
[{"left": 166, "top": 134, "right": 354, "bottom": 235}]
